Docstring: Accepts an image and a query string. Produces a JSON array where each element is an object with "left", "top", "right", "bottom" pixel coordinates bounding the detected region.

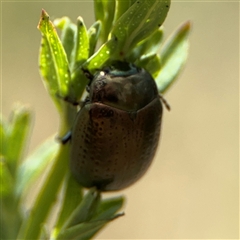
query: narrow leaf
[
  {"left": 82, "top": 196, "right": 125, "bottom": 239},
  {"left": 53, "top": 174, "right": 83, "bottom": 233},
  {"left": 57, "top": 214, "right": 123, "bottom": 240},
  {"left": 129, "top": 28, "right": 163, "bottom": 62},
  {"left": 71, "top": 17, "right": 89, "bottom": 69},
  {"left": 61, "top": 188, "right": 100, "bottom": 230},
  {"left": 111, "top": 0, "right": 170, "bottom": 57},
  {"left": 39, "top": 35, "right": 60, "bottom": 102},
  {"left": 94, "top": 0, "right": 116, "bottom": 43},
  {"left": 38, "top": 9, "right": 71, "bottom": 97},
  {"left": 157, "top": 21, "right": 191, "bottom": 93},
  {"left": 54, "top": 17, "right": 77, "bottom": 64},
  {"left": 136, "top": 54, "right": 161, "bottom": 78},
  {"left": 57, "top": 219, "right": 107, "bottom": 240},
  {"left": 0, "top": 117, "right": 7, "bottom": 156},
  {"left": 15, "top": 136, "right": 59, "bottom": 198},
  {"left": 21, "top": 145, "right": 70, "bottom": 240},
  {"left": 83, "top": 37, "right": 118, "bottom": 71},
  {"left": 0, "top": 157, "right": 14, "bottom": 197},
  {"left": 4, "top": 105, "right": 32, "bottom": 174},
  {"left": 93, "top": 196, "right": 125, "bottom": 221},
  {"left": 88, "top": 21, "right": 101, "bottom": 57},
  {"left": 114, "top": 0, "right": 137, "bottom": 21},
  {"left": 70, "top": 69, "right": 89, "bottom": 102},
  {"left": 69, "top": 17, "right": 90, "bottom": 100}
]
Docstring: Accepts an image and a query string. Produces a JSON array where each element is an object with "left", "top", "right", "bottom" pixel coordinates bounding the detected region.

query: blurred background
[{"left": 1, "top": 1, "right": 239, "bottom": 239}]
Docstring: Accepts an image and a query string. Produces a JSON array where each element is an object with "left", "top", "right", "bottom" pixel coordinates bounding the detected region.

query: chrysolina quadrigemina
[{"left": 66, "top": 61, "right": 168, "bottom": 191}]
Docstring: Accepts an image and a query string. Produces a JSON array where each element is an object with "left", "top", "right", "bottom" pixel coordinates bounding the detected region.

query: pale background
[{"left": 1, "top": 1, "right": 239, "bottom": 239}]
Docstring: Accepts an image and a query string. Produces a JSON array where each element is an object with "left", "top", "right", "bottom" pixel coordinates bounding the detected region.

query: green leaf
[
  {"left": 94, "top": 0, "right": 116, "bottom": 43},
  {"left": 39, "top": 35, "right": 60, "bottom": 103},
  {"left": 81, "top": 196, "right": 125, "bottom": 239},
  {"left": 20, "top": 144, "right": 70, "bottom": 240},
  {"left": 61, "top": 188, "right": 100, "bottom": 230},
  {"left": 93, "top": 196, "right": 125, "bottom": 221},
  {"left": 136, "top": 53, "right": 161, "bottom": 78},
  {"left": 53, "top": 174, "right": 83, "bottom": 234},
  {"left": 56, "top": 213, "right": 123, "bottom": 240},
  {"left": 15, "top": 136, "right": 59, "bottom": 198},
  {"left": 71, "top": 17, "right": 89, "bottom": 70},
  {"left": 111, "top": 0, "right": 170, "bottom": 57},
  {"left": 56, "top": 219, "right": 107, "bottom": 240},
  {"left": 54, "top": 192, "right": 124, "bottom": 240},
  {"left": 129, "top": 28, "right": 163, "bottom": 62},
  {"left": 69, "top": 17, "right": 89, "bottom": 99},
  {"left": 114, "top": 0, "right": 137, "bottom": 21},
  {"left": 0, "top": 107, "right": 30, "bottom": 239},
  {"left": 4, "top": 105, "right": 32, "bottom": 175},
  {"left": 156, "top": 21, "right": 191, "bottom": 93},
  {"left": 65, "top": 16, "right": 90, "bottom": 100},
  {"left": 0, "top": 157, "right": 14, "bottom": 197},
  {"left": 38, "top": 9, "right": 71, "bottom": 98},
  {"left": 88, "top": 21, "right": 101, "bottom": 57},
  {"left": 0, "top": 116, "right": 7, "bottom": 156},
  {"left": 69, "top": 70, "right": 89, "bottom": 102},
  {"left": 54, "top": 191, "right": 124, "bottom": 240},
  {"left": 54, "top": 17, "right": 77, "bottom": 64},
  {"left": 83, "top": 37, "right": 119, "bottom": 71},
  {"left": 39, "top": 224, "right": 49, "bottom": 240}
]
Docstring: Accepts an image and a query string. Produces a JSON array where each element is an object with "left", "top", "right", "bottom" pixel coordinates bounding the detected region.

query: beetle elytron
[{"left": 65, "top": 61, "right": 167, "bottom": 191}]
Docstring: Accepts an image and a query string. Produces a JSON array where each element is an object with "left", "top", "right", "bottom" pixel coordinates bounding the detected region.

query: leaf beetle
[{"left": 65, "top": 61, "right": 169, "bottom": 191}]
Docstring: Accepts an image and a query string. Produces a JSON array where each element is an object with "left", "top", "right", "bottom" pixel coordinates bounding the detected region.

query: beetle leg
[
  {"left": 59, "top": 131, "right": 72, "bottom": 144},
  {"left": 159, "top": 94, "right": 171, "bottom": 111},
  {"left": 55, "top": 92, "right": 79, "bottom": 106},
  {"left": 82, "top": 68, "right": 94, "bottom": 88},
  {"left": 82, "top": 68, "right": 94, "bottom": 80}
]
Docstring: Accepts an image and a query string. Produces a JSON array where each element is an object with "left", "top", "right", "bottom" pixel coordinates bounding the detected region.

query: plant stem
[
  {"left": 19, "top": 103, "right": 76, "bottom": 239},
  {"left": 19, "top": 144, "right": 69, "bottom": 239}
]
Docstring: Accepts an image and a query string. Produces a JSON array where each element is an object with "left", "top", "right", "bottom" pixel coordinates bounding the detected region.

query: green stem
[
  {"left": 19, "top": 103, "right": 76, "bottom": 239},
  {"left": 1, "top": 194, "right": 22, "bottom": 239},
  {"left": 19, "top": 144, "right": 69, "bottom": 239}
]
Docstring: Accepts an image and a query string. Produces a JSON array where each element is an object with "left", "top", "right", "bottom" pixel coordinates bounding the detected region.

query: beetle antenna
[{"left": 159, "top": 94, "right": 171, "bottom": 111}]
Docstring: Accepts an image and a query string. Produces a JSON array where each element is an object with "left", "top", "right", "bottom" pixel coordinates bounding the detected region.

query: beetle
[{"left": 65, "top": 61, "right": 168, "bottom": 191}]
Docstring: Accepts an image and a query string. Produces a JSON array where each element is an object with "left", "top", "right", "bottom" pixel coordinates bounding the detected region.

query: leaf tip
[
  {"left": 77, "top": 16, "right": 84, "bottom": 22},
  {"left": 37, "top": 9, "right": 50, "bottom": 30},
  {"left": 181, "top": 20, "right": 192, "bottom": 34},
  {"left": 41, "top": 9, "right": 49, "bottom": 18}
]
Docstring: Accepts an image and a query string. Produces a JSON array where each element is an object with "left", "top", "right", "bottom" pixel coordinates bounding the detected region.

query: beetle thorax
[{"left": 89, "top": 66, "right": 158, "bottom": 112}]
